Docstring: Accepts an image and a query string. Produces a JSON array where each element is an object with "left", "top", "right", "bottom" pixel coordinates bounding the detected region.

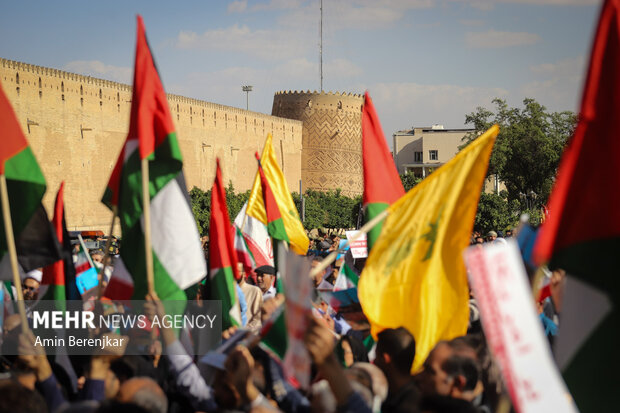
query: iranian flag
[
  {"left": 102, "top": 16, "right": 205, "bottom": 302},
  {"left": 362, "top": 91, "right": 405, "bottom": 251},
  {"left": 233, "top": 224, "right": 255, "bottom": 276},
  {"left": 333, "top": 250, "right": 359, "bottom": 291},
  {"left": 41, "top": 182, "right": 81, "bottom": 307},
  {"left": 0, "top": 80, "right": 60, "bottom": 277},
  {"left": 233, "top": 204, "right": 273, "bottom": 269},
  {"left": 208, "top": 159, "right": 241, "bottom": 329}
]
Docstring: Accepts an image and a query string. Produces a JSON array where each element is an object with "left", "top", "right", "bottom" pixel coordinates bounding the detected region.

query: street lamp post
[{"left": 242, "top": 85, "right": 253, "bottom": 110}]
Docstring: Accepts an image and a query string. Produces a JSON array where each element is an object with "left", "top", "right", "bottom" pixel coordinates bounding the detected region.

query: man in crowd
[
  {"left": 255, "top": 265, "right": 276, "bottom": 300},
  {"left": 22, "top": 270, "right": 41, "bottom": 301},
  {"left": 237, "top": 262, "right": 263, "bottom": 332},
  {"left": 374, "top": 327, "right": 421, "bottom": 413},
  {"left": 310, "top": 255, "right": 333, "bottom": 290}
]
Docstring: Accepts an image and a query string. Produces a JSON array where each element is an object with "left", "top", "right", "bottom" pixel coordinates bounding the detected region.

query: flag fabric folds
[
  {"left": 533, "top": 0, "right": 620, "bottom": 409},
  {"left": 246, "top": 134, "right": 308, "bottom": 255},
  {"left": 359, "top": 125, "right": 498, "bottom": 372},
  {"left": 0, "top": 80, "right": 60, "bottom": 276},
  {"left": 233, "top": 224, "right": 256, "bottom": 276},
  {"left": 102, "top": 15, "right": 205, "bottom": 302},
  {"left": 208, "top": 159, "right": 242, "bottom": 329},
  {"left": 362, "top": 91, "right": 405, "bottom": 250},
  {"left": 41, "top": 182, "right": 80, "bottom": 307},
  {"left": 234, "top": 203, "right": 274, "bottom": 269}
]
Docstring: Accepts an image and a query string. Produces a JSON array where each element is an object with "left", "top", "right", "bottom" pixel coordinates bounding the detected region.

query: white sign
[
  {"left": 345, "top": 230, "right": 368, "bottom": 258},
  {"left": 280, "top": 244, "right": 313, "bottom": 388},
  {"left": 464, "top": 240, "right": 578, "bottom": 413}
]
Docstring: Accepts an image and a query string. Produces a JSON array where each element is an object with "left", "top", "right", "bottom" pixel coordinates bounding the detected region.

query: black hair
[
  {"left": 441, "top": 355, "right": 479, "bottom": 391},
  {"left": 376, "top": 327, "right": 416, "bottom": 375}
]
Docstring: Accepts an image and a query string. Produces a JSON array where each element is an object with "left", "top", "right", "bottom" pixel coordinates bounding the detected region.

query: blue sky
[{"left": 0, "top": 0, "right": 601, "bottom": 139}]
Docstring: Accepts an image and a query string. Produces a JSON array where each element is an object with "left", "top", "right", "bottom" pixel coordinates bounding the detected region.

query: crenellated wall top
[{"left": 1, "top": 57, "right": 301, "bottom": 126}]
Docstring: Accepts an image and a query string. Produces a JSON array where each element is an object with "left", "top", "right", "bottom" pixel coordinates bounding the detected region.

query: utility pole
[
  {"left": 242, "top": 85, "right": 253, "bottom": 110},
  {"left": 319, "top": 0, "right": 323, "bottom": 92}
]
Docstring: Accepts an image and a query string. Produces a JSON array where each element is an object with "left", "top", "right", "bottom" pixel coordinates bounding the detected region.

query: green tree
[
  {"left": 400, "top": 172, "right": 422, "bottom": 192},
  {"left": 189, "top": 186, "right": 211, "bottom": 236},
  {"left": 462, "top": 98, "right": 577, "bottom": 207}
]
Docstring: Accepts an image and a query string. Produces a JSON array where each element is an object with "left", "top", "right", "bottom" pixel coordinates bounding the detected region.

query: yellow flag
[
  {"left": 246, "top": 134, "right": 309, "bottom": 255},
  {"left": 358, "top": 125, "right": 498, "bottom": 372}
]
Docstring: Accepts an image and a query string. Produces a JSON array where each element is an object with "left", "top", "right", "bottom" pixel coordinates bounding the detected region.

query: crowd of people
[{"left": 0, "top": 227, "right": 564, "bottom": 413}]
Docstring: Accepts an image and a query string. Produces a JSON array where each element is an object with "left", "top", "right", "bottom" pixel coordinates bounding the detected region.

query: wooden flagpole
[
  {"left": 0, "top": 174, "right": 29, "bottom": 333},
  {"left": 309, "top": 208, "right": 389, "bottom": 278},
  {"left": 141, "top": 158, "right": 155, "bottom": 295}
]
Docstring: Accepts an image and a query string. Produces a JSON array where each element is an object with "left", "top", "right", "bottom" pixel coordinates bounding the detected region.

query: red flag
[
  {"left": 0, "top": 83, "right": 27, "bottom": 174},
  {"left": 362, "top": 91, "right": 405, "bottom": 248},
  {"left": 103, "top": 14, "right": 176, "bottom": 208},
  {"left": 209, "top": 159, "right": 240, "bottom": 281},
  {"left": 533, "top": 0, "right": 620, "bottom": 274}
]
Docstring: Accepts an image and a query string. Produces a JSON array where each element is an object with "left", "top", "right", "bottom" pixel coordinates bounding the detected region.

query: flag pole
[
  {"left": 141, "top": 158, "right": 155, "bottom": 295},
  {"left": 97, "top": 207, "right": 117, "bottom": 300},
  {"left": 0, "top": 174, "right": 29, "bottom": 334},
  {"left": 309, "top": 208, "right": 389, "bottom": 278}
]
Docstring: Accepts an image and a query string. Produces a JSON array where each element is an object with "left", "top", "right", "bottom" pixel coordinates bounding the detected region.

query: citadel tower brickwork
[
  {"left": 1, "top": 58, "right": 302, "bottom": 231},
  {"left": 272, "top": 91, "right": 364, "bottom": 197}
]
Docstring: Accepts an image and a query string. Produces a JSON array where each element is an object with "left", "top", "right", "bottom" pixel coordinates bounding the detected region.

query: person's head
[
  {"left": 90, "top": 250, "right": 104, "bottom": 265},
  {"left": 254, "top": 265, "right": 275, "bottom": 294},
  {"left": 505, "top": 229, "right": 513, "bottom": 238},
  {"left": 416, "top": 341, "right": 480, "bottom": 400},
  {"left": 474, "top": 236, "right": 484, "bottom": 245},
  {"left": 22, "top": 277, "right": 40, "bottom": 301},
  {"left": 310, "top": 256, "right": 326, "bottom": 287},
  {"left": 337, "top": 334, "right": 369, "bottom": 367},
  {"left": 0, "top": 379, "right": 48, "bottom": 413},
  {"left": 375, "top": 327, "right": 416, "bottom": 379},
  {"left": 485, "top": 231, "right": 497, "bottom": 242},
  {"left": 236, "top": 262, "right": 246, "bottom": 284},
  {"left": 117, "top": 377, "right": 167, "bottom": 413}
]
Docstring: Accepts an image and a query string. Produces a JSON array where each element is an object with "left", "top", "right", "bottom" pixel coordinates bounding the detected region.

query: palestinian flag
[
  {"left": 0, "top": 80, "right": 60, "bottom": 276},
  {"left": 208, "top": 159, "right": 241, "bottom": 329},
  {"left": 362, "top": 91, "right": 404, "bottom": 250},
  {"left": 259, "top": 301, "right": 287, "bottom": 363},
  {"left": 533, "top": 0, "right": 620, "bottom": 409},
  {"left": 233, "top": 224, "right": 255, "bottom": 276},
  {"left": 246, "top": 134, "right": 308, "bottom": 256},
  {"left": 255, "top": 152, "right": 289, "bottom": 243},
  {"left": 41, "top": 182, "right": 81, "bottom": 308},
  {"left": 102, "top": 16, "right": 206, "bottom": 302}
]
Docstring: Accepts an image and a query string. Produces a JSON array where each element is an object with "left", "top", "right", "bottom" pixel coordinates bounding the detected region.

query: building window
[
  {"left": 414, "top": 152, "right": 423, "bottom": 163},
  {"left": 80, "top": 98, "right": 83, "bottom": 107},
  {"left": 38, "top": 78, "right": 42, "bottom": 88},
  {"left": 15, "top": 73, "right": 19, "bottom": 84},
  {"left": 117, "top": 92, "right": 120, "bottom": 101},
  {"left": 61, "top": 82, "right": 64, "bottom": 92},
  {"left": 99, "top": 89, "right": 102, "bottom": 99},
  {"left": 80, "top": 85, "right": 83, "bottom": 95},
  {"left": 429, "top": 150, "right": 438, "bottom": 161}
]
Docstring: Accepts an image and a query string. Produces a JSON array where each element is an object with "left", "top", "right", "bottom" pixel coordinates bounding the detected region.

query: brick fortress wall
[{"left": 0, "top": 58, "right": 302, "bottom": 231}]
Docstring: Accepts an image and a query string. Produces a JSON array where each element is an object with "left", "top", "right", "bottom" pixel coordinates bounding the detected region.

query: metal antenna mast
[{"left": 320, "top": 0, "right": 323, "bottom": 92}]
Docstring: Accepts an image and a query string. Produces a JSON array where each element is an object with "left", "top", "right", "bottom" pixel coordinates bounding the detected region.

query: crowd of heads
[{"left": 0, "top": 227, "right": 558, "bottom": 413}]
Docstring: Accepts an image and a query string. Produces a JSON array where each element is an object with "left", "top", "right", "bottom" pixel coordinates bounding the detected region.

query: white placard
[
  {"left": 280, "top": 243, "right": 313, "bottom": 388},
  {"left": 464, "top": 240, "right": 578, "bottom": 413},
  {"left": 345, "top": 230, "right": 368, "bottom": 258}
]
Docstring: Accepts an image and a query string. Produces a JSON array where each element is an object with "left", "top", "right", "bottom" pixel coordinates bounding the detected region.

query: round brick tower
[{"left": 272, "top": 90, "right": 364, "bottom": 197}]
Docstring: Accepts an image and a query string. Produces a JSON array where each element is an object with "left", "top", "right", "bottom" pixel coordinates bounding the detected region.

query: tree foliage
[
  {"left": 400, "top": 173, "right": 422, "bottom": 192},
  {"left": 462, "top": 98, "right": 577, "bottom": 206}
]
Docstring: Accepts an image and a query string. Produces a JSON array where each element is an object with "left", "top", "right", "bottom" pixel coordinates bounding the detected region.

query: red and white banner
[
  {"left": 463, "top": 240, "right": 578, "bottom": 413},
  {"left": 280, "top": 244, "right": 313, "bottom": 388},
  {"left": 345, "top": 230, "right": 368, "bottom": 258}
]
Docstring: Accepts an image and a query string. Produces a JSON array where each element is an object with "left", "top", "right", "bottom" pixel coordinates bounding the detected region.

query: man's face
[
  {"left": 310, "top": 260, "right": 326, "bottom": 287},
  {"left": 91, "top": 253, "right": 104, "bottom": 264},
  {"left": 416, "top": 342, "right": 454, "bottom": 396},
  {"left": 255, "top": 272, "right": 273, "bottom": 293},
  {"left": 22, "top": 278, "right": 40, "bottom": 301},
  {"left": 236, "top": 263, "right": 246, "bottom": 284}
]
